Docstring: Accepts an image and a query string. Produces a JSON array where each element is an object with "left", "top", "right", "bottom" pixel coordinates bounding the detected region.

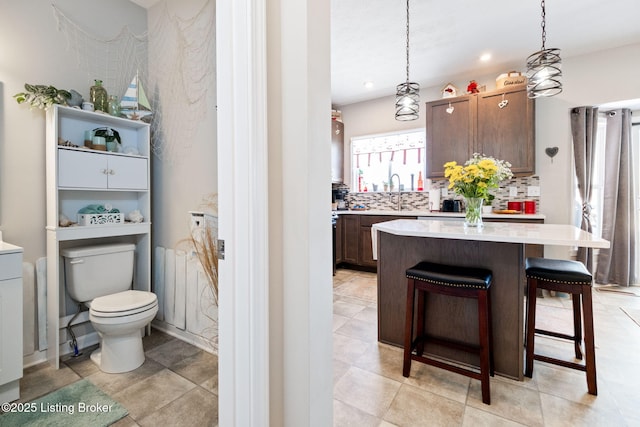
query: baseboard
[{"left": 151, "top": 321, "right": 218, "bottom": 355}]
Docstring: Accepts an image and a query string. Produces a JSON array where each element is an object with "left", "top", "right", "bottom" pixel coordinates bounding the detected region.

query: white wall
[
  {"left": 0, "top": 0, "right": 217, "bottom": 361},
  {"left": 147, "top": 0, "right": 217, "bottom": 251},
  {"left": 339, "top": 43, "right": 640, "bottom": 257},
  {"left": 0, "top": 0, "right": 147, "bottom": 262}
]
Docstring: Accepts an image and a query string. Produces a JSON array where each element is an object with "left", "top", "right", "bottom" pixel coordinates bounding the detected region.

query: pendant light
[
  {"left": 395, "top": 0, "right": 419, "bottom": 121},
  {"left": 526, "top": 0, "right": 562, "bottom": 98}
]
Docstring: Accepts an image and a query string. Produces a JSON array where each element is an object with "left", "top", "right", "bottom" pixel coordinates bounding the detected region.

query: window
[{"left": 351, "top": 129, "right": 425, "bottom": 192}]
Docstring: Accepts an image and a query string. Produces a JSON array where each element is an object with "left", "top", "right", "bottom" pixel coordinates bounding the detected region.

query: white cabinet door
[
  {"left": 0, "top": 250, "right": 22, "bottom": 388},
  {"left": 58, "top": 150, "right": 108, "bottom": 189},
  {"left": 58, "top": 149, "right": 148, "bottom": 190},
  {"left": 107, "top": 156, "right": 148, "bottom": 190}
]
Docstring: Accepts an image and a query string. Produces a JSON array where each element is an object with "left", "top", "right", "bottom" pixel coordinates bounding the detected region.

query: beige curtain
[
  {"left": 571, "top": 106, "right": 599, "bottom": 272},
  {"left": 595, "top": 109, "right": 637, "bottom": 286}
]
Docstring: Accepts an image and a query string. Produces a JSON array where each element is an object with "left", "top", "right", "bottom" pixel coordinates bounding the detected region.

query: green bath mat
[{"left": 0, "top": 379, "right": 127, "bottom": 427}]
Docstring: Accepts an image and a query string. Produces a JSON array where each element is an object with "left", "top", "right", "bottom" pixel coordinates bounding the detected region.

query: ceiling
[
  {"left": 331, "top": 0, "right": 640, "bottom": 106},
  {"left": 129, "top": 1, "right": 640, "bottom": 107}
]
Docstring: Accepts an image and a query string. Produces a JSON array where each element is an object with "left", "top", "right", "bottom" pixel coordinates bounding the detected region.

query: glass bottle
[
  {"left": 108, "top": 95, "right": 121, "bottom": 117},
  {"left": 90, "top": 79, "right": 109, "bottom": 112}
]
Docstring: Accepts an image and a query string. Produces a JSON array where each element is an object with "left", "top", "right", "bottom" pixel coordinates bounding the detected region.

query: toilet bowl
[{"left": 61, "top": 243, "right": 157, "bottom": 373}]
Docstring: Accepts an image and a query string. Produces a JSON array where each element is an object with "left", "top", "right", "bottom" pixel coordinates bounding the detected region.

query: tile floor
[
  {"left": 332, "top": 268, "right": 640, "bottom": 427},
  {"left": 16, "top": 331, "right": 218, "bottom": 426},
  {"left": 14, "top": 268, "right": 640, "bottom": 426}
]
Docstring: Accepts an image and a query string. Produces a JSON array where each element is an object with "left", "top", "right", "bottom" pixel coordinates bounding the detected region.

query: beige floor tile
[
  {"left": 353, "top": 343, "right": 406, "bottom": 383},
  {"left": 62, "top": 345, "right": 101, "bottom": 378},
  {"left": 533, "top": 363, "right": 616, "bottom": 409},
  {"left": 539, "top": 392, "right": 626, "bottom": 427},
  {"left": 112, "top": 368, "right": 196, "bottom": 421},
  {"left": 170, "top": 349, "right": 218, "bottom": 386},
  {"left": 333, "top": 359, "right": 352, "bottom": 386},
  {"left": 145, "top": 337, "right": 203, "bottom": 367},
  {"left": 468, "top": 377, "right": 544, "bottom": 427},
  {"left": 335, "top": 317, "right": 378, "bottom": 343},
  {"left": 354, "top": 306, "right": 378, "bottom": 324},
  {"left": 110, "top": 415, "right": 141, "bottom": 427},
  {"left": 384, "top": 383, "right": 465, "bottom": 427},
  {"left": 462, "top": 406, "right": 528, "bottom": 426},
  {"left": 138, "top": 386, "right": 217, "bottom": 427},
  {"left": 143, "top": 328, "right": 176, "bottom": 352},
  {"left": 334, "top": 313, "right": 350, "bottom": 331},
  {"left": 403, "top": 362, "right": 470, "bottom": 404},
  {"left": 333, "top": 399, "right": 381, "bottom": 427},
  {"left": 333, "top": 331, "right": 372, "bottom": 364},
  {"left": 334, "top": 366, "right": 401, "bottom": 418},
  {"left": 18, "top": 363, "right": 81, "bottom": 402},
  {"left": 334, "top": 278, "right": 378, "bottom": 302},
  {"left": 86, "top": 357, "right": 165, "bottom": 396},
  {"left": 334, "top": 299, "right": 368, "bottom": 318}
]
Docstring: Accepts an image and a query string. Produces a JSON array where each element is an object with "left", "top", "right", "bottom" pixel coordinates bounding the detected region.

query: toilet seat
[{"left": 90, "top": 290, "right": 157, "bottom": 318}]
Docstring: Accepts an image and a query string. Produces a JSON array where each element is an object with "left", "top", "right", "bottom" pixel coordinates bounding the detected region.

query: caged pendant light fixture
[
  {"left": 395, "top": 0, "right": 420, "bottom": 121},
  {"left": 526, "top": 0, "right": 562, "bottom": 98}
]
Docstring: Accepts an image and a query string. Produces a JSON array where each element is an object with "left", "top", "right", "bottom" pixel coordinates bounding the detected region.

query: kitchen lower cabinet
[
  {"left": 335, "top": 216, "right": 344, "bottom": 264},
  {"left": 339, "top": 214, "right": 416, "bottom": 270},
  {"left": 342, "top": 215, "right": 359, "bottom": 265}
]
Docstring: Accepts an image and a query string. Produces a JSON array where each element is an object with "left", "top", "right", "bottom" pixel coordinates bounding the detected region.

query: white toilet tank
[{"left": 61, "top": 243, "right": 136, "bottom": 303}]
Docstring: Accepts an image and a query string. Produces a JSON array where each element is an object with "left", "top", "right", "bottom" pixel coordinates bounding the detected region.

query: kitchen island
[{"left": 372, "top": 219, "right": 609, "bottom": 380}]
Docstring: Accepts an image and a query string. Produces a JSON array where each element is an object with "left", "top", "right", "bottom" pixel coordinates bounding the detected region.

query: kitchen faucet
[{"left": 390, "top": 173, "right": 401, "bottom": 211}]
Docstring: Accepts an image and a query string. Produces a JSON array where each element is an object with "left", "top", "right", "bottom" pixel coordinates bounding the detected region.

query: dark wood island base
[{"left": 377, "top": 231, "right": 526, "bottom": 380}]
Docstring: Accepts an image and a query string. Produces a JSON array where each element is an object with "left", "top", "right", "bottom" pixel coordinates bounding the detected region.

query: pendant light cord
[
  {"left": 540, "top": 0, "right": 547, "bottom": 50},
  {"left": 405, "top": 0, "right": 410, "bottom": 83}
]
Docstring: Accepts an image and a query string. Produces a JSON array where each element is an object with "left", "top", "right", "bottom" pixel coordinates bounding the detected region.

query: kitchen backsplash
[{"left": 342, "top": 176, "right": 541, "bottom": 211}]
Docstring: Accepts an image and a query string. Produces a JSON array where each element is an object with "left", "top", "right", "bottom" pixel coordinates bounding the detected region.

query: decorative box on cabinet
[
  {"left": 45, "top": 105, "right": 152, "bottom": 368},
  {"left": 0, "top": 243, "right": 23, "bottom": 403},
  {"left": 425, "top": 85, "right": 535, "bottom": 178}
]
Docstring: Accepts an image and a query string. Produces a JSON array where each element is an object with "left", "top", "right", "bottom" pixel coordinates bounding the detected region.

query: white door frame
[{"left": 216, "top": 0, "right": 270, "bottom": 425}]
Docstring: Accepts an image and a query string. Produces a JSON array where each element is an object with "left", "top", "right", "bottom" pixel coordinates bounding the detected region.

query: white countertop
[
  {"left": 372, "top": 219, "right": 610, "bottom": 249},
  {"left": 337, "top": 209, "right": 546, "bottom": 220},
  {"left": 0, "top": 241, "right": 24, "bottom": 255}
]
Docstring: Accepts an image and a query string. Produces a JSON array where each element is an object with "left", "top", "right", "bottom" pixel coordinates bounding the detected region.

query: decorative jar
[{"left": 90, "top": 79, "right": 109, "bottom": 112}]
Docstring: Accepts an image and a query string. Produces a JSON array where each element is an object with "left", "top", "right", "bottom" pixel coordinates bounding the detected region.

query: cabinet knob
[
  {"left": 101, "top": 169, "right": 108, "bottom": 174},
  {"left": 109, "top": 169, "right": 115, "bottom": 175}
]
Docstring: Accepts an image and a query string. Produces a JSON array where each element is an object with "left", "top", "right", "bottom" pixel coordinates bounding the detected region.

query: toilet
[{"left": 61, "top": 243, "right": 158, "bottom": 373}]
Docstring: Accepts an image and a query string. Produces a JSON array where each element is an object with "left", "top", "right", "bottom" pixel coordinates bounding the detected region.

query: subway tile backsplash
[{"left": 343, "top": 176, "right": 541, "bottom": 212}]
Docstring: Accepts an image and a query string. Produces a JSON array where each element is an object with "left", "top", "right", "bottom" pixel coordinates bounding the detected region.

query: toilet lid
[{"left": 90, "top": 290, "right": 157, "bottom": 315}]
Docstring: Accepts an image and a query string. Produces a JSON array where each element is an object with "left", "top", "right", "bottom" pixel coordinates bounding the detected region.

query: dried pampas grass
[{"left": 191, "top": 222, "right": 219, "bottom": 304}]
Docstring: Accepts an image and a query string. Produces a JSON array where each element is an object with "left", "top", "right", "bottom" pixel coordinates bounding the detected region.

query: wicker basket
[{"left": 77, "top": 213, "right": 124, "bottom": 226}]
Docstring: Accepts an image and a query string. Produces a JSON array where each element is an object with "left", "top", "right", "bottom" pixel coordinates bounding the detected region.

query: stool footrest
[
  {"left": 410, "top": 354, "right": 484, "bottom": 381},
  {"left": 412, "top": 334, "right": 481, "bottom": 355},
  {"left": 535, "top": 328, "right": 578, "bottom": 342},
  {"left": 534, "top": 354, "right": 587, "bottom": 372}
]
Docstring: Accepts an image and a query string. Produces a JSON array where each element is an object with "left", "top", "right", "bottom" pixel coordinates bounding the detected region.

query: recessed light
[
  {"left": 363, "top": 81, "right": 374, "bottom": 89},
  {"left": 480, "top": 53, "right": 491, "bottom": 62}
]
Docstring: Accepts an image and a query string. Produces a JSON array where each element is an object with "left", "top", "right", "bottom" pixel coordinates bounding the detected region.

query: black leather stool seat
[
  {"left": 406, "top": 261, "right": 492, "bottom": 289},
  {"left": 524, "top": 257, "right": 597, "bottom": 395},
  {"left": 525, "top": 257, "right": 592, "bottom": 284},
  {"left": 403, "top": 261, "right": 494, "bottom": 404}
]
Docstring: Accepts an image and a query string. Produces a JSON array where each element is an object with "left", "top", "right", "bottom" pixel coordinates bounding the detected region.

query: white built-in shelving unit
[{"left": 45, "top": 105, "right": 151, "bottom": 368}]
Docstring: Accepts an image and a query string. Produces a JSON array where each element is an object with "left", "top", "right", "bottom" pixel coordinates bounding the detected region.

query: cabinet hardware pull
[
  {"left": 109, "top": 169, "right": 115, "bottom": 175},
  {"left": 102, "top": 169, "right": 108, "bottom": 174}
]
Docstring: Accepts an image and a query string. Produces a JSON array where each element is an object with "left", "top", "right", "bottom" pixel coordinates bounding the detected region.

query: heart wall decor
[{"left": 545, "top": 147, "right": 559, "bottom": 158}]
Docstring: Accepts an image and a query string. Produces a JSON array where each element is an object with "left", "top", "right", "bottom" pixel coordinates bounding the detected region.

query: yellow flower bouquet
[
  {"left": 444, "top": 154, "right": 513, "bottom": 199},
  {"left": 444, "top": 154, "right": 513, "bottom": 226}
]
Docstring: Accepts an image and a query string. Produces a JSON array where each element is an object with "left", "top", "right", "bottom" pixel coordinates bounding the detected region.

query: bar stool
[
  {"left": 403, "top": 261, "right": 494, "bottom": 405},
  {"left": 524, "top": 257, "right": 597, "bottom": 395}
]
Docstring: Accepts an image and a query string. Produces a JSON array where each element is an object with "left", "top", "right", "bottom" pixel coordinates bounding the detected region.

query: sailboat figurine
[{"left": 120, "top": 73, "right": 153, "bottom": 121}]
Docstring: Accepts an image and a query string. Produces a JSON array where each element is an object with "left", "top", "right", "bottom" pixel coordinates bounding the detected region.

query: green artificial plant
[{"left": 14, "top": 83, "right": 71, "bottom": 110}]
